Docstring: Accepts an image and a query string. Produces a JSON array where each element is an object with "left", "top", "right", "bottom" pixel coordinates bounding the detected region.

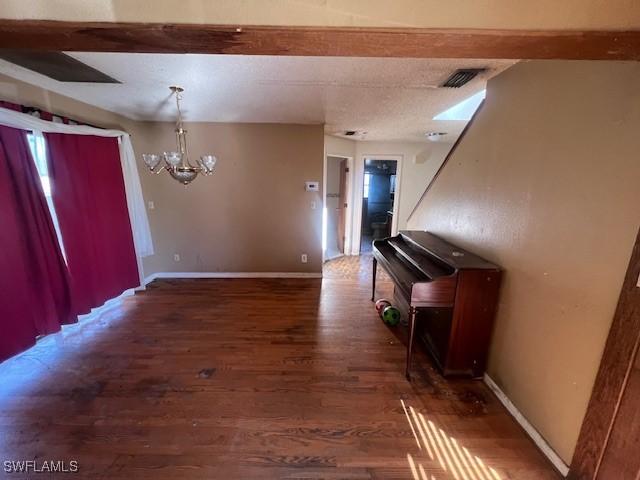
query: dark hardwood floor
[{"left": 0, "top": 255, "right": 559, "bottom": 479}]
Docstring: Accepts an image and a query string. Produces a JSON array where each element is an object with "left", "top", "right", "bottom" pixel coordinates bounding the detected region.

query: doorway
[
  {"left": 359, "top": 159, "right": 398, "bottom": 253},
  {"left": 323, "top": 155, "right": 350, "bottom": 261}
]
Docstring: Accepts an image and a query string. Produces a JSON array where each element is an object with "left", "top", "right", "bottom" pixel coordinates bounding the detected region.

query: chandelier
[{"left": 142, "top": 86, "right": 217, "bottom": 185}]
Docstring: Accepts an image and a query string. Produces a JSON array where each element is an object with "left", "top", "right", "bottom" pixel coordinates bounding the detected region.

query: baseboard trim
[
  {"left": 484, "top": 374, "right": 569, "bottom": 477},
  {"left": 144, "top": 271, "right": 323, "bottom": 285},
  {"left": 323, "top": 253, "right": 345, "bottom": 262}
]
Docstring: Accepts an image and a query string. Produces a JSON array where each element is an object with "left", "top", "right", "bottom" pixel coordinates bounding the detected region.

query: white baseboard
[
  {"left": 484, "top": 374, "right": 569, "bottom": 477},
  {"left": 144, "top": 271, "right": 323, "bottom": 285}
]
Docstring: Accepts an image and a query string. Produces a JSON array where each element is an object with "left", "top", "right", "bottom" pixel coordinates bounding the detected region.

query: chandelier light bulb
[
  {"left": 199, "top": 155, "right": 217, "bottom": 174},
  {"left": 142, "top": 153, "right": 161, "bottom": 170},
  {"left": 164, "top": 151, "right": 182, "bottom": 167}
]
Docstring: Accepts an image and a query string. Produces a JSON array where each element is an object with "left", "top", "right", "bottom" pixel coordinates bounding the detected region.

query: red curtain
[
  {"left": 45, "top": 134, "right": 139, "bottom": 316},
  {"left": 0, "top": 126, "right": 72, "bottom": 361}
]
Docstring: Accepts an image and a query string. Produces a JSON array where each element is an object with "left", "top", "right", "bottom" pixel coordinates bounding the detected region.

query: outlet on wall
[
  {"left": 174, "top": 253, "right": 181, "bottom": 262},
  {"left": 301, "top": 253, "right": 308, "bottom": 263}
]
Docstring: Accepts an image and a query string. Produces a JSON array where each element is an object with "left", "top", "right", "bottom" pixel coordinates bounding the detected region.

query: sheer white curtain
[{"left": 0, "top": 107, "right": 154, "bottom": 286}]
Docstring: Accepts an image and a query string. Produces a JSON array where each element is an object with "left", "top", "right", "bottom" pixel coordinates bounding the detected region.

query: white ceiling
[{"left": 0, "top": 53, "right": 515, "bottom": 142}]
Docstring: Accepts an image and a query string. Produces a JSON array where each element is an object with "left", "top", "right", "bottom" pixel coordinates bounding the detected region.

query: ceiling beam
[{"left": 0, "top": 20, "right": 638, "bottom": 60}]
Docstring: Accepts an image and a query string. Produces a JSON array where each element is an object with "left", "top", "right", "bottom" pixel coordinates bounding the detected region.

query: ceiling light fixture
[
  {"left": 141, "top": 86, "right": 217, "bottom": 185},
  {"left": 425, "top": 132, "right": 448, "bottom": 142}
]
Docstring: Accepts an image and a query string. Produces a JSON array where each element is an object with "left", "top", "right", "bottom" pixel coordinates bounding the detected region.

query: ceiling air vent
[
  {"left": 0, "top": 51, "right": 120, "bottom": 83},
  {"left": 440, "top": 68, "right": 486, "bottom": 88},
  {"left": 342, "top": 130, "right": 367, "bottom": 137}
]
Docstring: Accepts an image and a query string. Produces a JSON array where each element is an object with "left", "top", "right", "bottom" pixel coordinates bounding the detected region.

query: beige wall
[
  {"left": 0, "top": 74, "right": 325, "bottom": 275},
  {"left": 135, "top": 121, "right": 324, "bottom": 275},
  {"left": 1, "top": 0, "right": 639, "bottom": 29},
  {"left": 408, "top": 60, "right": 640, "bottom": 463}
]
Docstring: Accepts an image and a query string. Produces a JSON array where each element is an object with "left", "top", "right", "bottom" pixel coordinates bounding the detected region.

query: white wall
[
  {"left": 325, "top": 155, "right": 343, "bottom": 259},
  {"left": 325, "top": 135, "right": 452, "bottom": 254}
]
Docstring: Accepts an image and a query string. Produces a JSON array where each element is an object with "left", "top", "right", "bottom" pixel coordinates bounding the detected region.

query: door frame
[
  {"left": 352, "top": 154, "right": 403, "bottom": 256},
  {"left": 568, "top": 226, "right": 640, "bottom": 479},
  {"left": 323, "top": 153, "right": 353, "bottom": 261}
]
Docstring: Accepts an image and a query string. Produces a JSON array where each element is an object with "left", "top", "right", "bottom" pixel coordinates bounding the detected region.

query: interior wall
[
  {"left": 326, "top": 135, "right": 453, "bottom": 254},
  {"left": 407, "top": 60, "right": 640, "bottom": 463},
  {"left": 0, "top": 74, "right": 325, "bottom": 275},
  {"left": 134, "top": 121, "right": 324, "bottom": 275},
  {"left": 394, "top": 142, "right": 453, "bottom": 230},
  {"left": 1, "top": 0, "right": 638, "bottom": 29},
  {"left": 355, "top": 140, "right": 453, "bottom": 234}
]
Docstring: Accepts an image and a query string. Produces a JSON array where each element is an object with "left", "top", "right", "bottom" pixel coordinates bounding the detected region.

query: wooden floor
[{"left": 0, "top": 255, "right": 559, "bottom": 479}]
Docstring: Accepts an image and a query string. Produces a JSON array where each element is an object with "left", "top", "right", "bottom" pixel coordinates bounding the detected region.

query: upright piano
[{"left": 372, "top": 231, "right": 502, "bottom": 379}]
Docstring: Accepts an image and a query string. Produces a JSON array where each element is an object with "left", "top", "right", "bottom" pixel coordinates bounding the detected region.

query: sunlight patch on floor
[{"left": 402, "top": 399, "right": 502, "bottom": 480}]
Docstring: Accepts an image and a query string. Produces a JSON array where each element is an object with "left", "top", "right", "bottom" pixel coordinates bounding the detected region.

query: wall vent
[
  {"left": 441, "top": 68, "right": 486, "bottom": 88},
  {"left": 344, "top": 130, "right": 357, "bottom": 136}
]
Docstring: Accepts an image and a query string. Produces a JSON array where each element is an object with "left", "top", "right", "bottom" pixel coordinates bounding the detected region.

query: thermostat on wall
[{"left": 305, "top": 181, "right": 319, "bottom": 192}]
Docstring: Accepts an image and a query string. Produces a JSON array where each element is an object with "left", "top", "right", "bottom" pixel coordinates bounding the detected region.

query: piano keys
[{"left": 372, "top": 231, "right": 502, "bottom": 379}]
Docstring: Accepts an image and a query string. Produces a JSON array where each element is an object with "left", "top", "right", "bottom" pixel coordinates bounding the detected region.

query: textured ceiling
[{"left": 0, "top": 53, "right": 515, "bottom": 142}]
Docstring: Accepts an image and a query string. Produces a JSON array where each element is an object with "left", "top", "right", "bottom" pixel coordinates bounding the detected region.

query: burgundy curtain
[
  {"left": 0, "top": 126, "right": 72, "bottom": 361},
  {"left": 45, "top": 134, "right": 139, "bottom": 316}
]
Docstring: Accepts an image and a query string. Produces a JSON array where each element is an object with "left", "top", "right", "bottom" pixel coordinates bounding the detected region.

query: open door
[
  {"left": 336, "top": 159, "right": 347, "bottom": 254},
  {"left": 359, "top": 158, "right": 398, "bottom": 254}
]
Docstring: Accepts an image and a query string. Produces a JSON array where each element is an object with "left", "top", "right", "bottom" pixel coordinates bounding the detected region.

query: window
[
  {"left": 26, "top": 132, "right": 66, "bottom": 260},
  {"left": 27, "top": 132, "right": 50, "bottom": 194},
  {"left": 434, "top": 89, "right": 486, "bottom": 121},
  {"left": 363, "top": 173, "right": 371, "bottom": 198}
]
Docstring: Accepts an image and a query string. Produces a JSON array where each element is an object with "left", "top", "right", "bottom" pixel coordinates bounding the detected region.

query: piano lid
[{"left": 400, "top": 231, "right": 500, "bottom": 271}]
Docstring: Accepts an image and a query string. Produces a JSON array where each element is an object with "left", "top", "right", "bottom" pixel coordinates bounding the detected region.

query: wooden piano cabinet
[
  {"left": 400, "top": 270, "right": 501, "bottom": 379},
  {"left": 443, "top": 269, "right": 501, "bottom": 377},
  {"left": 372, "top": 231, "right": 502, "bottom": 380}
]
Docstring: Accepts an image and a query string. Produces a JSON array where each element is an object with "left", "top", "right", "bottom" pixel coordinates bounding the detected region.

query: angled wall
[{"left": 407, "top": 60, "right": 640, "bottom": 463}]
